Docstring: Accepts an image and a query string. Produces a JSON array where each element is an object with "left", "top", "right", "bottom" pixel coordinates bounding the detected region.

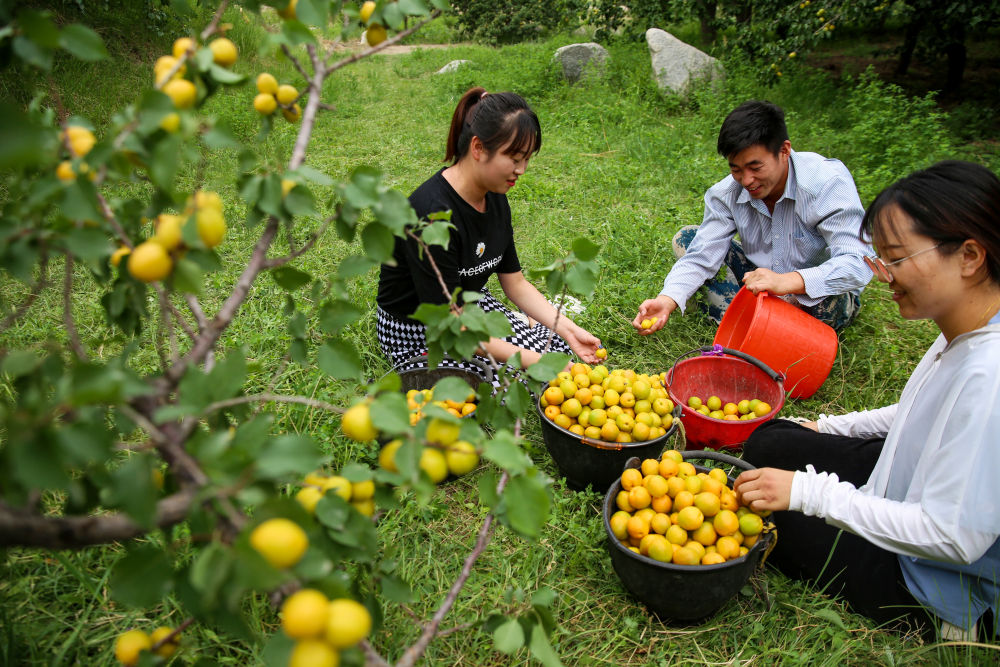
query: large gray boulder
[
  {"left": 435, "top": 60, "right": 471, "bottom": 75},
  {"left": 646, "top": 28, "right": 722, "bottom": 94},
  {"left": 553, "top": 42, "right": 609, "bottom": 84}
]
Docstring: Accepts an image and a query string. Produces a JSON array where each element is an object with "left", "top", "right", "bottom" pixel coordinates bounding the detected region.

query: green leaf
[
  {"left": 566, "top": 262, "right": 597, "bottom": 297},
  {"left": 111, "top": 454, "right": 158, "bottom": 529},
  {"left": 429, "top": 0, "right": 450, "bottom": 10},
  {"left": 432, "top": 376, "right": 475, "bottom": 404},
  {"left": 380, "top": 573, "right": 414, "bottom": 603},
  {"left": 189, "top": 542, "right": 235, "bottom": 604},
  {"left": 295, "top": 0, "right": 328, "bottom": 25},
  {"left": 543, "top": 269, "right": 565, "bottom": 295},
  {"left": 55, "top": 422, "right": 113, "bottom": 466},
  {"left": 373, "top": 190, "right": 416, "bottom": 233},
  {"left": 209, "top": 64, "right": 246, "bottom": 85},
  {"left": 296, "top": 165, "right": 334, "bottom": 186},
  {"left": 282, "top": 19, "right": 317, "bottom": 45},
  {"left": 203, "top": 122, "right": 241, "bottom": 150},
  {"left": 10, "top": 428, "right": 70, "bottom": 490},
  {"left": 207, "top": 347, "right": 247, "bottom": 400},
  {"left": 0, "top": 103, "right": 49, "bottom": 169},
  {"left": 284, "top": 185, "right": 316, "bottom": 217},
  {"left": 111, "top": 545, "right": 174, "bottom": 609},
  {"left": 317, "top": 339, "right": 363, "bottom": 380},
  {"left": 255, "top": 435, "right": 323, "bottom": 480},
  {"left": 150, "top": 132, "right": 182, "bottom": 190},
  {"left": 397, "top": 0, "right": 431, "bottom": 16},
  {"left": 59, "top": 180, "right": 103, "bottom": 225},
  {"left": 503, "top": 379, "right": 531, "bottom": 419},
  {"left": 478, "top": 471, "right": 500, "bottom": 508},
  {"left": 525, "top": 353, "right": 569, "bottom": 383},
  {"left": 501, "top": 471, "right": 550, "bottom": 539},
  {"left": 527, "top": 624, "right": 565, "bottom": 667},
  {"left": 382, "top": 1, "right": 405, "bottom": 29},
  {"left": 342, "top": 166, "right": 382, "bottom": 208},
  {"left": 571, "top": 237, "right": 600, "bottom": 262},
  {"left": 2, "top": 350, "right": 40, "bottom": 379},
  {"left": 288, "top": 310, "right": 307, "bottom": 339},
  {"left": 531, "top": 587, "right": 557, "bottom": 609},
  {"left": 337, "top": 254, "right": 377, "bottom": 279},
  {"left": 370, "top": 392, "right": 411, "bottom": 435},
  {"left": 13, "top": 35, "right": 53, "bottom": 69},
  {"left": 20, "top": 10, "right": 60, "bottom": 48},
  {"left": 258, "top": 174, "right": 284, "bottom": 218},
  {"left": 58, "top": 24, "right": 108, "bottom": 61},
  {"left": 270, "top": 266, "right": 312, "bottom": 291},
  {"left": 483, "top": 431, "right": 529, "bottom": 475},
  {"left": 318, "top": 299, "right": 363, "bottom": 335},
  {"left": 421, "top": 220, "right": 453, "bottom": 248},
  {"left": 493, "top": 617, "right": 525, "bottom": 654},
  {"left": 362, "top": 222, "right": 395, "bottom": 263},
  {"left": 172, "top": 256, "right": 203, "bottom": 296}
]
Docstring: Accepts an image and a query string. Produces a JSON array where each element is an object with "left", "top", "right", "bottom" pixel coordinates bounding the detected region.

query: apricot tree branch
[
  {"left": 281, "top": 42, "right": 312, "bottom": 88},
  {"left": 406, "top": 228, "right": 461, "bottom": 316},
  {"left": 185, "top": 293, "right": 209, "bottom": 333},
  {"left": 201, "top": 392, "right": 344, "bottom": 416},
  {"left": 358, "top": 640, "right": 391, "bottom": 667},
  {"left": 163, "top": 217, "right": 279, "bottom": 387},
  {"left": 395, "top": 469, "right": 512, "bottom": 667},
  {"left": 263, "top": 216, "right": 333, "bottom": 269},
  {"left": 151, "top": 618, "right": 195, "bottom": 654},
  {"left": 0, "top": 490, "right": 196, "bottom": 549},
  {"left": 323, "top": 10, "right": 442, "bottom": 76},
  {"left": 199, "top": 0, "right": 231, "bottom": 42}
]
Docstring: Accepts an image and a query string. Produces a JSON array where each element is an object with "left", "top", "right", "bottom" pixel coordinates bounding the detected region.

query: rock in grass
[
  {"left": 646, "top": 28, "right": 723, "bottom": 94},
  {"left": 553, "top": 43, "right": 609, "bottom": 84},
  {"left": 435, "top": 60, "right": 471, "bottom": 75}
]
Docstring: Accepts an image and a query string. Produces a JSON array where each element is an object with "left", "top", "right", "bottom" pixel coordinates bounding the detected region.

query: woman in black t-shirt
[{"left": 376, "top": 87, "right": 602, "bottom": 382}]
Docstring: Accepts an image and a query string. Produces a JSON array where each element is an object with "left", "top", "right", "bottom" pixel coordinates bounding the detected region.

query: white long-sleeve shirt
[{"left": 794, "top": 318, "right": 1000, "bottom": 629}]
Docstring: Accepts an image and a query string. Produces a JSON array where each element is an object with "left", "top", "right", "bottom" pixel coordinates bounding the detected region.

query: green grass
[{"left": 2, "top": 7, "right": 1000, "bottom": 666}]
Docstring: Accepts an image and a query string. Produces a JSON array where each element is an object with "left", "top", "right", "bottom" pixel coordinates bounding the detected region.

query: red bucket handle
[{"left": 665, "top": 345, "right": 785, "bottom": 390}]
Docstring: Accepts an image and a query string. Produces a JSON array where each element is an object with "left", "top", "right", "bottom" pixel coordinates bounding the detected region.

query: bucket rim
[{"left": 536, "top": 396, "right": 682, "bottom": 451}]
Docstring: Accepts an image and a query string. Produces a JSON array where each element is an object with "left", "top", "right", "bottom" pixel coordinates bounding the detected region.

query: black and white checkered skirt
[{"left": 376, "top": 289, "right": 573, "bottom": 386}]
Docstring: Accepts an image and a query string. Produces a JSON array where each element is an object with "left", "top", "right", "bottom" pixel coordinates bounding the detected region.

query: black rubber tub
[
  {"left": 537, "top": 398, "right": 682, "bottom": 492},
  {"left": 602, "top": 450, "right": 776, "bottom": 622}
]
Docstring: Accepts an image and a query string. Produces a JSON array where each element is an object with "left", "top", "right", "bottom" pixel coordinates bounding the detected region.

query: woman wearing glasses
[{"left": 735, "top": 160, "right": 1000, "bottom": 640}]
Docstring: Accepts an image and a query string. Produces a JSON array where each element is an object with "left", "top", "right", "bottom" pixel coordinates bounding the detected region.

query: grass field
[{"left": 2, "top": 6, "right": 999, "bottom": 666}]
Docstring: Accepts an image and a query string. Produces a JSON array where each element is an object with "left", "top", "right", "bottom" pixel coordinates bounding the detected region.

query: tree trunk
[
  {"left": 943, "top": 22, "right": 967, "bottom": 92},
  {"left": 896, "top": 17, "right": 924, "bottom": 76},
  {"left": 697, "top": 0, "right": 718, "bottom": 41}
]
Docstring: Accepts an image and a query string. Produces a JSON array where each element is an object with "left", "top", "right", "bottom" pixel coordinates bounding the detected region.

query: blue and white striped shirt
[{"left": 661, "top": 150, "right": 873, "bottom": 311}]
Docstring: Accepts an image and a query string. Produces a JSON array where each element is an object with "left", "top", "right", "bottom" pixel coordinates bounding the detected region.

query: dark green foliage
[{"left": 450, "top": 0, "right": 586, "bottom": 44}]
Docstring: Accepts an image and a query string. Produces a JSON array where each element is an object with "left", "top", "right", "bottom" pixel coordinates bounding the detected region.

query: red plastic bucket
[
  {"left": 713, "top": 287, "right": 838, "bottom": 399},
  {"left": 666, "top": 347, "right": 785, "bottom": 450}
]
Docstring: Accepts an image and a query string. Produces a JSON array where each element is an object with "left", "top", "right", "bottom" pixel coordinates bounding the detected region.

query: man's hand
[
  {"left": 733, "top": 467, "right": 795, "bottom": 513},
  {"left": 632, "top": 295, "right": 677, "bottom": 335},
  {"left": 741, "top": 268, "right": 804, "bottom": 296}
]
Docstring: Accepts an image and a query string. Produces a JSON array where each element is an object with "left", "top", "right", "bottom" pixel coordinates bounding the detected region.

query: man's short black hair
[{"left": 716, "top": 101, "right": 789, "bottom": 159}]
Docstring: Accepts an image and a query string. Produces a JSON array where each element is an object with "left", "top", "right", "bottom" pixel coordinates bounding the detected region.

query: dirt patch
[{"left": 322, "top": 41, "right": 464, "bottom": 56}]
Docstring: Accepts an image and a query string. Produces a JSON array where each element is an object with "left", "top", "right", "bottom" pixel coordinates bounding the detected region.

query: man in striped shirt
[{"left": 633, "top": 100, "right": 873, "bottom": 333}]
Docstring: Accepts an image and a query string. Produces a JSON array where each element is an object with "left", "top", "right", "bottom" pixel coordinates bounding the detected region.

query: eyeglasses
[{"left": 864, "top": 244, "right": 941, "bottom": 283}]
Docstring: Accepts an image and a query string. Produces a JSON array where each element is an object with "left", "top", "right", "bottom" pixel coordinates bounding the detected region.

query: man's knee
[{"left": 671, "top": 225, "right": 700, "bottom": 259}]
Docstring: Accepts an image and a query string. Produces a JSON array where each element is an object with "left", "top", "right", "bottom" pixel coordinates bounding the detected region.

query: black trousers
[{"left": 742, "top": 420, "right": 935, "bottom": 635}]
